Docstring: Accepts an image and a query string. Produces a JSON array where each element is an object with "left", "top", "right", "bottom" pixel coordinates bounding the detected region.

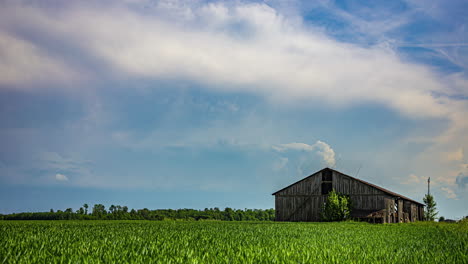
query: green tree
[
  {"left": 109, "top": 205, "right": 116, "bottom": 214},
  {"left": 83, "top": 204, "right": 88, "bottom": 215},
  {"left": 77, "top": 207, "right": 85, "bottom": 215},
  {"left": 321, "top": 189, "right": 351, "bottom": 222},
  {"left": 423, "top": 194, "right": 438, "bottom": 221},
  {"left": 92, "top": 204, "right": 106, "bottom": 218},
  {"left": 224, "top": 207, "right": 234, "bottom": 221}
]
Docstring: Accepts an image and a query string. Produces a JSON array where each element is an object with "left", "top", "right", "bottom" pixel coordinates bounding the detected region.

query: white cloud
[
  {"left": 272, "top": 142, "right": 315, "bottom": 152},
  {"left": 314, "top": 140, "right": 336, "bottom": 168},
  {"left": 0, "top": 1, "right": 463, "bottom": 120},
  {"left": 0, "top": 1, "right": 466, "bottom": 201},
  {"left": 441, "top": 187, "right": 457, "bottom": 199},
  {"left": 55, "top": 173, "right": 69, "bottom": 181},
  {"left": 273, "top": 157, "right": 289, "bottom": 171},
  {"left": 2, "top": 3, "right": 464, "bottom": 171},
  {"left": 0, "top": 32, "right": 80, "bottom": 87},
  {"left": 403, "top": 173, "right": 427, "bottom": 185},
  {"left": 442, "top": 148, "right": 464, "bottom": 162},
  {"left": 273, "top": 140, "right": 336, "bottom": 167}
]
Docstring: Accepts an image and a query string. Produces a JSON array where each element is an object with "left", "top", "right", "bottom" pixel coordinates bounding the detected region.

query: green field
[{"left": 1, "top": 221, "right": 467, "bottom": 263}]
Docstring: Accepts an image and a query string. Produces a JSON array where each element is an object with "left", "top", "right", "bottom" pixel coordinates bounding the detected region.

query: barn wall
[
  {"left": 274, "top": 169, "right": 423, "bottom": 222},
  {"left": 410, "top": 204, "right": 417, "bottom": 222},
  {"left": 275, "top": 172, "right": 323, "bottom": 221},
  {"left": 275, "top": 170, "right": 389, "bottom": 221},
  {"left": 333, "top": 171, "right": 386, "bottom": 211},
  {"left": 275, "top": 195, "right": 326, "bottom": 221}
]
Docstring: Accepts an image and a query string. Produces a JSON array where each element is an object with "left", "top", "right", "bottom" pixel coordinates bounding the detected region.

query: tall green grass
[{"left": 1, "top": 221, "right": 466, "bottom": 263}]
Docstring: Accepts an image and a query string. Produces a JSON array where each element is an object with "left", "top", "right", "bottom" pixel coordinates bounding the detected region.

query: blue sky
[{"left": 0, "top": 0, "right": 467, "bottom": 219}]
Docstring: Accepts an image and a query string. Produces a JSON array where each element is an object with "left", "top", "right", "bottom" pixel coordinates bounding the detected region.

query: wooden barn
[{"left": 272, "top": 168, "right": 424, "bottom": 223}]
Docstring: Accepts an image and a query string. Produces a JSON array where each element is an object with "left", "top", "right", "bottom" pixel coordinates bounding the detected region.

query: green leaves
[
  {"left": 0, "top": 221, "right": 466, "bottom": 263},
  {"left": 423, "top": 194, "right": 438, "bottom": 221},
  {"left": 321, "top": 189, "right": 351, "bottom": 221}
]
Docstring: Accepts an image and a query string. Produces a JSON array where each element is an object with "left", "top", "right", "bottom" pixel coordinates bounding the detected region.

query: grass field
[{"left": 1, "top": 220, "right": 467, "bottom": 263}]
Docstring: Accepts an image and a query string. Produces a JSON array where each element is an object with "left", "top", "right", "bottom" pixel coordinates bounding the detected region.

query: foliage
[
  {"left": 0, "top": 221, "right": 466, "bottom": 263},
  {"left": 423, "top": 194, "right": 438, "bottom": 221},
  {"left": 321, "top": 189, "right": 351, "bottom": 221},
  {"left": 438, "top": 216, "right": 445, "bottom": 222},
  {"left": 0, "top": 205, "right": 275, "bottom": 221}
]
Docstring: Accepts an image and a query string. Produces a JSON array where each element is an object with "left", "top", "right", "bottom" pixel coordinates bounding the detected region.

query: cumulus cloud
[
  {"left": 404, "top": 173, "right": 427, "bottom": 185},
  {"left": 272, "top": 142, "right": 315, "bottom": 152},
  {"left": 441, "top": 187, "right": 457, "bottom": 199},
  {"left": 314, "top": 141, "right": 336, "bottom": 168},
  {"left": 273, "top": 140, "right": 336, "bottom": 167},
  {"left": 456, "top": 173, "right": 468, "bottom": 189},
  {"left": 55, "top": 173, "right": 68, "bottom": 181}
]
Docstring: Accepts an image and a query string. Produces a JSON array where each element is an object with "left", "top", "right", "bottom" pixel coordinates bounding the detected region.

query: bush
[{"left": 321, "top": 189, "right": 351, "bottom": 222}]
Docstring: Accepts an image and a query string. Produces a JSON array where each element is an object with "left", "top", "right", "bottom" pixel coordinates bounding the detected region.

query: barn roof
[{"left": 272, "top": 167, "right": 424, "bottom": 206}]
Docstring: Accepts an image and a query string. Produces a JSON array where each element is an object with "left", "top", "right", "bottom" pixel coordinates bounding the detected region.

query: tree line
[{"left": 0, "top": 204, "right": 275, "bottom": 221}]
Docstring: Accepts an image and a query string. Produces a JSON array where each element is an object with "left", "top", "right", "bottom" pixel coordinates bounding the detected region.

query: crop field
[{"left": 1, "top": 221, "right": 467, "bottom": 263}]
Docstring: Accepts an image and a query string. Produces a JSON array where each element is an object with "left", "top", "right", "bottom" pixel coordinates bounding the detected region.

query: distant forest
[{"left": 0, "top": 204, "right": 275, "bottom": 221}]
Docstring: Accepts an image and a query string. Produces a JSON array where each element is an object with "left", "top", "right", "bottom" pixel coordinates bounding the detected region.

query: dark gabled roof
[{"left": 272, "top": 167, "right": 424, "bottom": 206}]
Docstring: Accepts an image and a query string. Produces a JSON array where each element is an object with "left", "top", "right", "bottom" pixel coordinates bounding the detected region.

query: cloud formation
[
  {"left": 0, "top": 33, "right": 80, "bottom": 87},
  {"left": 55, "top": 173, "right": 68, "bottom": 181},
  {"left": 0, "top": 0, "right": 466, "bottom": 206},
  {"left": 404, "top": 173, "right": 427, "bottom": 185},
  {"left": 0, "top": 1, "right": 464, "bottom": 119},
  {"left": 273, "top": 140, "right": 336, "bottom": 167},
  {"left": 441, "top": 187, "right": 457, "bottom": 199},
  {"left": 456, "top": 173, "right": 468, "bottom": 189}
]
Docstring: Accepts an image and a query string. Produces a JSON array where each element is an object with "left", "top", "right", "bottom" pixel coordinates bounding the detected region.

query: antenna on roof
[{"left": 355, "top": 164, "right": 362, "bottom": 178}]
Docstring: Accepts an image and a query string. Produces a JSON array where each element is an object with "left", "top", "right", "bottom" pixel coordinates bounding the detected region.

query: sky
[{"left": 0, "top": 0, "right": 467, "bottom": 219}]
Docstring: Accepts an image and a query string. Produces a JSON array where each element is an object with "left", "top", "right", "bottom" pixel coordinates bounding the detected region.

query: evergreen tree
[{"left": 423, "top": 194, "right": 438, "bottom": 221}]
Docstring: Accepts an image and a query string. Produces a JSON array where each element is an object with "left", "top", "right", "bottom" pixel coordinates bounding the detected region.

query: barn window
[
  {"left": 321, "top": 169, "right": 333, "bottom": 195},
  {"left": 322, "top": 170, "right": 332, "bottom": 181}
]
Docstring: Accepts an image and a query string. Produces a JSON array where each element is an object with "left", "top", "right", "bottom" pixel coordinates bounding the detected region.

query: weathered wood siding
[
  {"left": 410, "top": 204, "right": 417, "bottom": 222},
  {"left": 418, "top": 205, "right": 424, "bottom": 221},
  {"left": 274, "top": 168, "right": 423, "bottom": 222},
  {"left": 275, "top": 173, "right": 321, "bottom": 196},
  {"left": 275, "top": 195, "right": 326, "bottom": 221},
  {"left": 275, "top": 170, "right": 388, "bottom": 221},
  {"left": 333, "top": 171, "right": 386, "bottom": 211},
  {"left": 275, "top": 171, "right": 322, "bottom": 221}
]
